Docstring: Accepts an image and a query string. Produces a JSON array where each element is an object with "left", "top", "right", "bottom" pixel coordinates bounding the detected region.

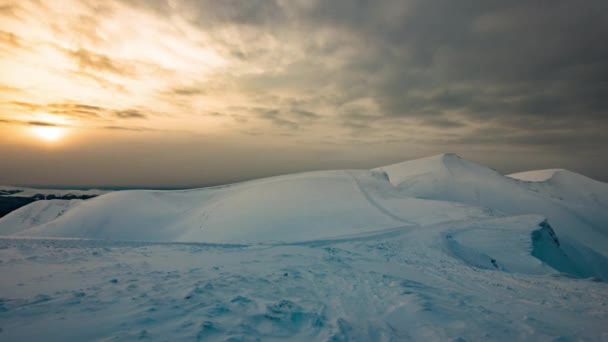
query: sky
[{"left": 1, "top": 0, "right": 607, "bottom": 187}]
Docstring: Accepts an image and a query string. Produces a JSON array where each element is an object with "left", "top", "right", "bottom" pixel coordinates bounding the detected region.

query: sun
[{"left": 31, "top": 125, "right": 66, "bottom": 142}]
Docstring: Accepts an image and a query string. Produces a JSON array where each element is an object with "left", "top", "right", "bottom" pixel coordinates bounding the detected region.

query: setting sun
[{"left": 30, "top": 125, "right": 66, "bottom": 142}]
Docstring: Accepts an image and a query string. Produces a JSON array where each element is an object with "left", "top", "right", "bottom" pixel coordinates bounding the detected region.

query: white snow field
[{"left": 0, "top": 153, "right": 607, "bottom": 341}]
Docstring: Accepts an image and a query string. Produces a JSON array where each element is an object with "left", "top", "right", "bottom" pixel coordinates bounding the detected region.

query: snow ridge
[
  {"left": 508, "top": 169, "right": 565, "bottom": 182},
  {"left": 0, "top": 153, "right": 607, "bottom": 278},
  {"left": 1, "top": 153, "right": 608, "bottom": 341}
]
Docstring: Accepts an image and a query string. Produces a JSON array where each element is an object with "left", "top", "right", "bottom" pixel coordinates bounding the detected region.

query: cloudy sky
[{"left": 1, "top": 0, "right": 607, "bottom": 187}]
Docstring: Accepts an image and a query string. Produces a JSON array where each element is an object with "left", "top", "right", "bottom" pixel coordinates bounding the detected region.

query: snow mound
[{"left": 508, "top": 169, "right": 564, "bottom": 182}]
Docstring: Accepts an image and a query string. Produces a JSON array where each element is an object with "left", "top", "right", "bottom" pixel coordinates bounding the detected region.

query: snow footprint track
[{"left": 345, "top": 171, "right": 415, "bottom": 226}]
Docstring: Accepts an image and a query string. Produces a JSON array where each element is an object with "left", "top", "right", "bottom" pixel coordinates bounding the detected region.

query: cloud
[
  {"left": 422, "top": 117, "right": 468, "bottom": 129},
  {"left": 26, "top": 121, "right": 59, "bottom": 127},
  {"left": 0, "top": 30, "right": 20, "bottom": 48},
  {"left": 0, "top": 84, "right": 19, "bottom": 92},
  {"left": 102, "top": 125, "right": 151, "bottom": 132},
  {"left": 205, "top": 112, "right": 225, "bottom": 117},
  {"left": 171, "top": 86, "right": 206, "bottom": 96},
  {"left": 114, "top": 109, "right": 147, "bottom": 119},
  {"left": 4, "top": 0, "right": 607, "bottom": 143},
  {"left": 1, "top": 101, "right": 153, "bottom": 129},
  {"left": 1, "top": 0, "right": 607, "bottom": 184},
  {"left": 66, "top": 48, "right": 138, "bottom": 77},
  {"left": 257, "top": 109, "right": 299, "bottom": 130},
  {"left": 0, "top": 117, "right": 70, "bottom": 127},
  {"left": 292, "top": 110, "right": 320, "bottom": 120},
  {"left": 4, "top": 101, "right": 104, "bottom": 118}
]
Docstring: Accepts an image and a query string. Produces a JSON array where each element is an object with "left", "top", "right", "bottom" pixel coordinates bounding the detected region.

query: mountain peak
[{"left": 376, "top": 153, "right": 498, "bottom": 188}]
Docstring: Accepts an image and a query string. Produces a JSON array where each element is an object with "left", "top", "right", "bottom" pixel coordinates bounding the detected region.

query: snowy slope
[
  {"left": 0, "top": 154, "right": 607, "bottom": 340},
  {"left": 376, "top": 153, "right": 608, "bottom": 256},
  {"left": 0, "top": 153, "right": 605, "bottom": 279},
  {"left": 0, "top": 154, "right": 606, "bottom": 254},
  {"left": 0, "top": 171, "right": 488, "bottom": 243},
  {"left": 0, "top": 200, "right": 83, "bottom": 235}
]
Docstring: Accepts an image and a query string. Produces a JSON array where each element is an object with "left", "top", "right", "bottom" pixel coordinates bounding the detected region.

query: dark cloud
[
  {"left": 101, "top": 125, "right": 192, "bottom": 134},
  {"left": 2, "top": 0, "right": 608, "bottom": 185},
  {"left": 341, "top": 120, "right": 372, "bottom": 131},
  {"left": 151, "top": 0, "right": 608, "bottom": 149},
  {"left": 0, "top": 4, "right": 18, "bottom": 15},
  {"left": 423, "top": 117, "right": 468, "bottom": 129},
  {"left": 102, "top": 125, "right": 150, "bottom": 132},
  {"left": 231, "top": 114, "right": 249, "bottom": 123},
  {"left": 171, "top": 86, "right": 206, "bottom": 96},
  {"left": 46, "top": 103, "right": 103, "bottom": 118},
  {"left": 0, "top": 117, "right": 70, "bottom": 127},
  {"left": 291, "top": 110, "right": 320, "bottom": 120},
  {"left": 6, "top": 101, "right": 103, "bottom": 118},
  {"left": 2, "top": 101, "right": 153, "bottom": 121},
  {"left": 27, "top": 121, "right": 58, "bottom": 127},
  {"left": 114, "top": 109, "right": 147, "bottom": 119},
  {"left": 257, "top": 109, "right": 299, "bottom": 130}
]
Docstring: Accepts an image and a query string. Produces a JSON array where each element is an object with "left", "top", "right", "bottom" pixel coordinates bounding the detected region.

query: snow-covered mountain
[
  {"left": 0, "top": 185, "right": 108, "bottom": 218},
  {"left": 0, "top": 185, "right": 108, "bottom": 199},
  {"left": 0, "top": 154, "right": 606, "bottom": 341},
  {"left": 3, "top": 154, "right": 606, "bottom": 247}
]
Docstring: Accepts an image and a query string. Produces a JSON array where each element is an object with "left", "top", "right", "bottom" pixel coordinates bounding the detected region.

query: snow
[
  {"left": 508, "top": 169, "right": 565, "bottom": 182},
  {"left": 442, "top": 215, "right": 561, "bottom": 275},
  {"left": 0, "top": 170, "right": 490, "bottom": 243},
  {"left": 0, "top": 153, "right": 607, "bottom": 340},
  {"left": 376, "top": 153, "right": 608, "bottom": 256},
  {"left": 0, "top": 200, "right": 82, "bottom": 235},
  {"left": 0, "top": 222, "right": 606, "bottom": 341}
]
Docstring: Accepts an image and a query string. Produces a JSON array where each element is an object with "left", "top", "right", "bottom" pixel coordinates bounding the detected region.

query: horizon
[{"left": 2, "top": 0, "right": 608, "bottom": 186}]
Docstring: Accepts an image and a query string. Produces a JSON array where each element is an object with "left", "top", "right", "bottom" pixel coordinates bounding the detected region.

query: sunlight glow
[{"left": 31, "top": 126, "right": 66, "bottom": 142}]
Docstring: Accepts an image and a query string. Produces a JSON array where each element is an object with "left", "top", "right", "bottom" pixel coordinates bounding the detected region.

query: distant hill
[{"left": 0, "top": 186, "right": 108, "bottom": 218}]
